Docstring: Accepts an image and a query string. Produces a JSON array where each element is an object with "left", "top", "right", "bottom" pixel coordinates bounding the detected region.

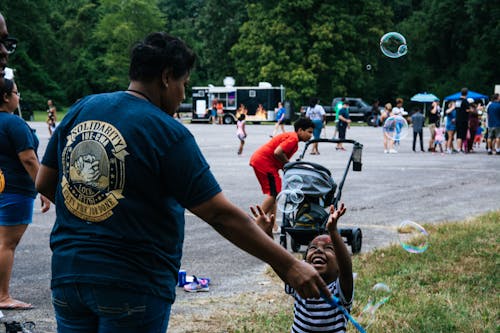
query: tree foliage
[{"left": 1, "top": 0, "right": 498, "bottom": 111}]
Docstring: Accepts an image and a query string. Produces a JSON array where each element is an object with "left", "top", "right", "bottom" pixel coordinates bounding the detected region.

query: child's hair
[
  {"left": 238, "top": 114, "right": 246, "bottom": 121},
  {"left": 294, "top": 117, "right": 314, "bottom": 131},
  {"left": 0, "top": 78, "right": 15, "bottom": 106},
  {"left": 303, "top": 234, "right": 332, "bottom": 260}
]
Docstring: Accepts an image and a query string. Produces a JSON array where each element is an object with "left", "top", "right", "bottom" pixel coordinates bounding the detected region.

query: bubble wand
[{"left": 322, "top": 293, "right": 367, "bottom": 333}]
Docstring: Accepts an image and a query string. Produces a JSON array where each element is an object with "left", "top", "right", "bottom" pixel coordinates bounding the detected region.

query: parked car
[{"left": 331, "top": 97, "right": 379, "bottom": 125}]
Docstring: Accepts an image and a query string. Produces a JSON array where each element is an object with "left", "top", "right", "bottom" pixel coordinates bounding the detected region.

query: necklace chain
[{"left": 126, "top": 89, "right": 151, "bottom": 103}]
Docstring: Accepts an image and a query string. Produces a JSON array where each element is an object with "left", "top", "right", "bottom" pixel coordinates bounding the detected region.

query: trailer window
[
  {"left": 228, "top": 91, "right": 236, "bottom": 107},
  {"left": 249, "top": 90, "right": 256, "bottom": 98}
]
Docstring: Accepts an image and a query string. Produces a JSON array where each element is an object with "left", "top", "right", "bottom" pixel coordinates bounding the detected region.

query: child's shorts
[
  {"left": 0, "top": 193, "right": 34, "bottom": 226},
  {"left": 252, "top": 168, "right": 280, "bottom": 197},
  {"left": 474, "top": 135, "right": 482, "bottom": 143}
]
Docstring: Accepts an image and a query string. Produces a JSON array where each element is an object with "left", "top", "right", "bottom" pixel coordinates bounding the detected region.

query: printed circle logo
[
  {"left": 61, "top": 121, "right": 128, "bottom": 222},
  {"left": 0, "top": 168, "right": 5, "bottom": 193}
]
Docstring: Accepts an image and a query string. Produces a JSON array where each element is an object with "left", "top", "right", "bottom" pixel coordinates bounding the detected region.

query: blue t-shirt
[
  {"left": 0, "top": 112, "right": 39, "bottom": 197},
  {"left": 276, "top": 107, "right": 286, "bottom": 121},
  {"left": 487, "top": 102, "right": 500, "bottom": 128},
  {"left": 338, "top": 107, "right": 350, "bottom": 128},
  {"left": 42, "top": 92, "right": 221, "bottom": 301}
]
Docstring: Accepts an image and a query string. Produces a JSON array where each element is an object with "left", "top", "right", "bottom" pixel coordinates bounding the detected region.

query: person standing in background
[
  {"left": 46, "top": 99, "right": 57, "bottom": 136},
  {"left": 305, "top": 98, "right": 325, "bottom": 155},
  {"left": 0, "top": 78, "right": 51, "bottom": 310},
  {"left": 427, "top": 101, "right": 440, "bottom": 152},
  {"left": 445, "top": 101, "right": 457, "bottom": 154},
  {"left": 335, "top": 99, "right": 351, "bottom": 151},
  {"left": 486, "top": 93, "right": 500, "bottom": 155},
  {"left": 455, "top": 88, "right": 470, "bottom": 153},
  {"left": 411, "top": 109, "right": 425, "bottom": 152}
]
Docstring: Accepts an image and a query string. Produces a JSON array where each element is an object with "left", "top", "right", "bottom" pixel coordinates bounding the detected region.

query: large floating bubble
[
  {"left": 358, "top": 282, "right": 392, "bottom": 327},
  {"left": 286, "top": 175, "right": 304, "bottom": 190},
  {"left": 398, "top": 220, "right": 430, "bottom": 253},
  {"left": 383, "top": 116, "right": 409, "bottom": 142},
  {"left": 380, "top": 32, "right": 408, "bottom": 58}
]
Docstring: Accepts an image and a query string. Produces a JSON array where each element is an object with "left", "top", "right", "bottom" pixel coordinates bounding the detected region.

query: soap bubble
[
  {"left": 380, "top": 32, "right": 407, "bottom": 58},
  {"left": 383, "top": 116, "right": 409, "bottom": 142},
  {"left": 286, "top": 175, "right": 304, "bottom": 190},
  {"left": 358, "top": 283, "right": 392, "bottom": 327},
  {"left": 366, "top": 64, "right": 372, "bottom": 71},
  {"left": 276, "top": 189, "right": 300, "bottom": 213},
  {"left": 289, "top": 189, "right": 305, "bottom": 204},
  {"left": 398, "top": 220, "right": 430, "bottom": 253}
]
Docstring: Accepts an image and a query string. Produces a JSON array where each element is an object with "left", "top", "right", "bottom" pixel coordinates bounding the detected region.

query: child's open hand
[
  {"left": 250, "top": 205, "right": 274, "bottom": 238},
  {"left": 326, "top": 203, "right": 346, "bottom": 234}
]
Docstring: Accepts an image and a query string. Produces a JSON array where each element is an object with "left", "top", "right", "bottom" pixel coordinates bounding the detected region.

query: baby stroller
[{"left": 278, "top": 139, "right": 363, "bottom": 254}]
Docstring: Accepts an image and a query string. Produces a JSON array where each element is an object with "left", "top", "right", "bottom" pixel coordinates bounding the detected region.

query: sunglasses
[{"left": 0, "top": 37, "right": 18, "bottom": 54}]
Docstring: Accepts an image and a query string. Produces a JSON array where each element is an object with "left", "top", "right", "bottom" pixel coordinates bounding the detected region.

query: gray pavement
[{"left": 2, "top": 121, "right": 499, "bottom": 331}]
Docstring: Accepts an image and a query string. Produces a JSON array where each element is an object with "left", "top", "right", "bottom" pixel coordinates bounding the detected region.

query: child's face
[
  {"left": 305, "top": 236, "right": 339, "bottom": 283},
  {"left": 298, "top": 127, "right": 314, "bottom": 142}
]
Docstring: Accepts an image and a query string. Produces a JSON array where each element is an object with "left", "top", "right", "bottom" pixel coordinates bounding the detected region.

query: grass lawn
[{"left": 170, "top": 211, "right": 499, "bottom": 332}]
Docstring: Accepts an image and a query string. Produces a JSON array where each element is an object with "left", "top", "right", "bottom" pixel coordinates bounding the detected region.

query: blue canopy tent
[
  {"left": 410, "top": 92, "right": 439, "bottom": 117},
  {"left": 444, "top": 90, "right": 488, "bottom": 101},
  {"left": 441, "top": 90, "right": 489, "bottom": 125}
]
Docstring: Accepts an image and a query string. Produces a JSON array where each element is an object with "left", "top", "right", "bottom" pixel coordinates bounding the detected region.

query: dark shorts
[
  {"left": 338, "top": 125, "right": 347, "bottom": 139},
  {"left": 456, "top": 121, "right": 468, "bottom": 140}
]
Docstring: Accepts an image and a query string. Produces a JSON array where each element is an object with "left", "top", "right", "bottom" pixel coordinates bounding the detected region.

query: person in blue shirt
[
  {"left": 336, "top": 100, "right": 351, "bottom": 151},
  {"left": 271, "top": 101, "right": 286, "bottom": 137},
  {"left": 36, "top": 32, "right": 331, "bottom": 333},
  {"left": 0, "top": 15, "right": 51, "bottom": 311}
]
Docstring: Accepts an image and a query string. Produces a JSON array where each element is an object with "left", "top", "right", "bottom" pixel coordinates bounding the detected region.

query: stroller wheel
[
  {"left": 351, "top": 228, "right": 362, "bottom": 254},
  {"left": 290, "top": 238, "right": 301, "bottom": 252}
]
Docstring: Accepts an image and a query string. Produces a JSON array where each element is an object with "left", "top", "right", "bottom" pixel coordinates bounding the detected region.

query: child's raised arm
[{"left": 326, "top": 203, "right": 353, "bottom": 301}]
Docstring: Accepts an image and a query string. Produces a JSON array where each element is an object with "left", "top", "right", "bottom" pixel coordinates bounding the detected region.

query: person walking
[
  {"left": 411, "top": 109, "right": 425, "bottom": 152},
  {"left": 35, "top": 32, "right": 330, "bottom": 333},
  {"left": 236, "top": 113, "right": 247, "bottom": 155},
  {"left": 271, "top": 101, "right": 286, "bottom": 137}
]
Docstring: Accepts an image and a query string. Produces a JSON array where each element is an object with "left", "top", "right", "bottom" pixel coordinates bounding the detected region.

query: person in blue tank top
[{"left": 36, "top": 32, "right": 332, "bottom": 333}]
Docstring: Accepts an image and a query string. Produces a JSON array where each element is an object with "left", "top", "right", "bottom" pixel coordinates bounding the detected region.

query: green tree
[
  {"left": 94, "top": 0, "right": 165, "bottom": 90},
  {"left": 231, "top": 0, "right": 391, "bottom": 108}
]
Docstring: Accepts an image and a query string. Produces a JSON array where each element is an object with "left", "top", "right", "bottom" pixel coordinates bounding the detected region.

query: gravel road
[{"left": 2, "top": 121, "right": 499, "bottom": 332}]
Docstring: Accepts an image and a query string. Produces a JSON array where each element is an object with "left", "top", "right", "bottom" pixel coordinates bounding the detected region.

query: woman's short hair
[
  {"left": 129, "top": 32, "right": 196, "bottom": 82},
  {"left": 0, "top": 78, "right": 14, "bottom": 105}
]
